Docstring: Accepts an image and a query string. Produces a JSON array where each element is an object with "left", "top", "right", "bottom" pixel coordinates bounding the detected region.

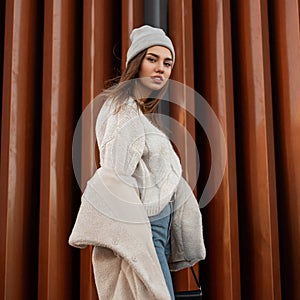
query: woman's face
[{"left": 138, "top": 46, "right": 173, "bottom": 93}]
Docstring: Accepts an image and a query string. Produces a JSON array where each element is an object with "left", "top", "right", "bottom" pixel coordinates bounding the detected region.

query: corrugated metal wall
[{"left": 0, "top": 0, "right": 299, "bottom": 299}]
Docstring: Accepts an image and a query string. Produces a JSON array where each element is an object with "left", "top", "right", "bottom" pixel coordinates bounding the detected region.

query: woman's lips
[{"left": 150, "top": 76, "right": 164, "bottom": 83}]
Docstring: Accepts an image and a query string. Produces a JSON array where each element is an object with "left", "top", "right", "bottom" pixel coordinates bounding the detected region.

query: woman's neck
[{"left": 133, "top": 82, "right": 152, "bottom": 103}]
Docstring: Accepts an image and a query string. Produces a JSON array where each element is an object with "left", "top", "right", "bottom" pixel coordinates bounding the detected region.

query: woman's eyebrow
[{"left": 146, "top": 52, "right": 173, "bottom": 61}]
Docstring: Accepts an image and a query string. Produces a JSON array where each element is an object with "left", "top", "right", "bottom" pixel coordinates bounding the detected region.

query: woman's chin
[{"left": 147, "top": 81, "right": 166, "bottom": 91}]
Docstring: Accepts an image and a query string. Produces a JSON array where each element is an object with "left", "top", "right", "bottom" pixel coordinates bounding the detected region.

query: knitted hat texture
[{"left": 126, "top": 25, "right": 175, "bottom": 67}]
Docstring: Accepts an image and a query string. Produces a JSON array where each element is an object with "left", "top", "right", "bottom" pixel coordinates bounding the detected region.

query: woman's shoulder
[
  {"left": 97, "top": 96, "right": 142, "bottom": 127},
  {"left": 119, "top": 97, "right": 140, "bottom": 112},
  {"left": 98, "top": 96, "right": 137, "bottom": 116},
  {"left": 102, "top": 96, "right": 138, "bottom": 112},
  {"left": 117, "top": 97, "right": 144, "bottom": 128}
]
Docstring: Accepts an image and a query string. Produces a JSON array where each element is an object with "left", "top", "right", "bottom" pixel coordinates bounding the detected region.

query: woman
[{"left": 69, "top": 25, "right": 205, "bottom": 300}]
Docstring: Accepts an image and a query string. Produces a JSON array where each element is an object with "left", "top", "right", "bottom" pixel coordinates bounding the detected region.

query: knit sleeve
[
  {"left": 96, "top": 101, "right": 145, "bottom": 178},
  {"left": 114, "top": 107, "right": 145, "bottom": 176}
]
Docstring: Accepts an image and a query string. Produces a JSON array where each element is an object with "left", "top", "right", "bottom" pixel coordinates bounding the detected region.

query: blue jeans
[{"left": 149, "top": 202, "right": 175, "bottom": 300}]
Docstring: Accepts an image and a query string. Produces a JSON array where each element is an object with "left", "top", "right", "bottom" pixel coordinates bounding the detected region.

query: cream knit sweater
[{"left": 96, "top": 97, "right": 182, "bottom": 216}]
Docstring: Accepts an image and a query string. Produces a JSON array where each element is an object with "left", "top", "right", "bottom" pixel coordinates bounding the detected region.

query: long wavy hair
[{"left": 101, "top": 49, "right": 169, "bottom": 114}]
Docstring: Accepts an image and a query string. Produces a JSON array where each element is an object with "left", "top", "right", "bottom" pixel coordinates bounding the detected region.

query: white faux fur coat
[{"left": 69, "top": 167, "right": 206, "bottom": 300}]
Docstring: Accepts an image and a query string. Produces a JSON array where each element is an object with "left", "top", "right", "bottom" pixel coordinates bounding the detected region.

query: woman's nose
[{"left": 155, "top": 62, "right": 164, "bottom": 73}]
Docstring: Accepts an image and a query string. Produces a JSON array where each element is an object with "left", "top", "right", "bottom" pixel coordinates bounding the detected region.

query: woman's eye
[
  {"left": 147, "top": 57, "right": 156, "bottom": 63},
  {"left": 164, "top": 62, "right": 172, "bottom": 67}
]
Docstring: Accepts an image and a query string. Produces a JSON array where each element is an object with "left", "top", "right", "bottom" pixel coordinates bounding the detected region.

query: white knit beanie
[{"left": 126, "top": 25, "right": 175, "bottom": 67}]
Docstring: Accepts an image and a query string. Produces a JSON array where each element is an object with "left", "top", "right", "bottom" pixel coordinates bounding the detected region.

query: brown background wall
[{"left": 1, "top": 0, "right": 299, "bottom": 299}]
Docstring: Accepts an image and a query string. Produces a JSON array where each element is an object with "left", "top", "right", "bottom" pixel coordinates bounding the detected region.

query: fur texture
[{"left": 69, "top": 169, "right": 205, "bottom": 299}]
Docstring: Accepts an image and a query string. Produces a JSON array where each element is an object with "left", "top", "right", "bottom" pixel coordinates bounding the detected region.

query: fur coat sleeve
[
  {"left": 169, "top": 176, "right": 206, "bottom": 271},
  {"left": 69, "top": 168, "right": 205, "bottom": 299}
]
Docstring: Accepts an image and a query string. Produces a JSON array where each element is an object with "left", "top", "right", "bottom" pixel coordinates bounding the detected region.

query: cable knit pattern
[{"left": 96, "top": 97, "right": 182, "bottom": 216}]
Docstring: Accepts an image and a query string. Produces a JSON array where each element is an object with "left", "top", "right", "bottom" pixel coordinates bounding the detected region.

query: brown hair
[{"left": 101, "top": 49, "right": 169, "bottom": 114}]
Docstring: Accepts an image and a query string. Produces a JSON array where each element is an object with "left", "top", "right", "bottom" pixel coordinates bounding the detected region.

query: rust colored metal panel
[
  {"left": 268, "top": 0, "right": 300, "bottom": 298},
  {"left": 168, "top": 0, "right": 196, "bottom": 189},
  {"left": 231, "top": 0, "right": 281, "bottom": 299},
  {"left": 193, "top": 1, "right": 241, "bottom": 299},
  {"left": 0, "top": 0, "right": 5, "bottom": 122},
  {"left": 298, "top": 0, "right": 300, "bottom": 28},
  {"left": 168, "top": 0, "right": 199, "bottom": 292},
  {"left": 80, "top": 0, "right": 121, "bottom": 299},
  {"left": 38, "top": 0, "right": 81, "bottom": 299},
  {"left": 0, "top": 0, "right": 42, "bottom": 298},
  {"left": 121, "top": 0, "right": 144, "bottom": 69}
]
